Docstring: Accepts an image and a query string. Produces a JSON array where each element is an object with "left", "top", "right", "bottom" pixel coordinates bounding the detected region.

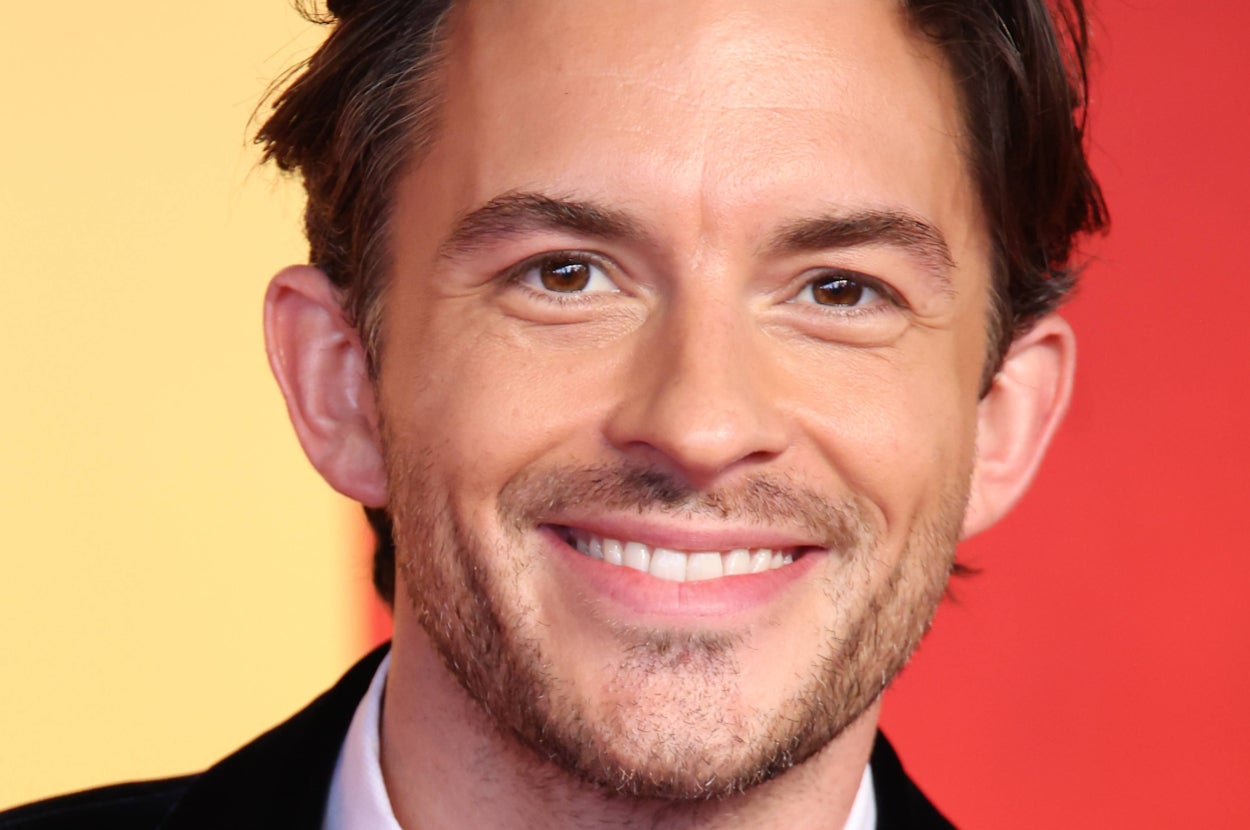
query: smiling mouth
[{"left": 554, "top": 526, "right": 803, "bottom": 583}]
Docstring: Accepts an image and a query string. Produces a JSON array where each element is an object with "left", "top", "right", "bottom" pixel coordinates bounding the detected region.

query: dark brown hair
[
  {"left": 258, "top": 0, "right": 455, "bottom": 367},
  {"left": 907, "top": 0, "right": 1108, "bottom": 378},
  {"left": 257, "top": 0, "right": 1107, "bottom": 605}
]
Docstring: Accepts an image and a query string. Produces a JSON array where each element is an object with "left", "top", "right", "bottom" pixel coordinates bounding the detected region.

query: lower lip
[{"left": 542, "top": 526, "right": 823, "bottom": 620}]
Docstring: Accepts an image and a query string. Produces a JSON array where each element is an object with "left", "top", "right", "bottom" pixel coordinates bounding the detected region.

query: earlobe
[
  {"left": 264, "top": 265, "right": 388, "bottom": 507},
  {"left": 962, "top": 313, "right": 1076, "bottom": 539}
]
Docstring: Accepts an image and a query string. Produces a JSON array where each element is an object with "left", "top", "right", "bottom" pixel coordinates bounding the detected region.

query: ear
[
  {"left": 264, "top": 265, "right": 388, "bottom": 507},
  {"left": 961, "top": 313, "right": 1076, "bottom": 539}
]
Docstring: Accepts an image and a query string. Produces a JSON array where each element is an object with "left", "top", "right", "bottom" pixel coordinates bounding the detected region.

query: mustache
[{"left": 498, "top": 462, "right": 870, "bottom": 552}]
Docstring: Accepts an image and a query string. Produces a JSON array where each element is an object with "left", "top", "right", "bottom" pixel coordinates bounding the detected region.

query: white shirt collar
[
  {"left": 324, "top": 655, "right": 876, "bottom": 829},
  {"left": 324, "top": 652, "right": 402, "bottom": 830},
  {"left": 845, "top": 762, "right": 877, "bottom": 830}
]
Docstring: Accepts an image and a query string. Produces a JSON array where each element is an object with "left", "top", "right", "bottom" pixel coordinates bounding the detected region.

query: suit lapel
[
  {"left": 158, "top": 646, "right": 389, "bottom": 830},
  {"left": 870, "top": 732, "right": 957, "bottom": 829}
]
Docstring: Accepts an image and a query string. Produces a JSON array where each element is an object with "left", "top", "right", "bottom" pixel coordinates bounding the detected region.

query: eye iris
[
  {"left": 812, "top": 277, "right": 863, "bottom": 306},
  {"left": 539, "top": 260, "right": 592, "bottom": 292}
]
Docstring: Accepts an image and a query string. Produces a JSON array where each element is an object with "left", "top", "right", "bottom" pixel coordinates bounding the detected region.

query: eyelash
[
  {"left": 792, "top": 269, "right": 907, "bottom": 316},
  {"left": 501, "top": 253, "right": 906, "bottom": 319},
  {"left": 503, "top": 251, "right": 618, "bottom": 305}
]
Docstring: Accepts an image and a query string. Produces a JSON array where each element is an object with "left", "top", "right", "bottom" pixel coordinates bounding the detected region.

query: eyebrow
[
  {"left": 438, "top": 192, "right": 653, "bottom": 261},
  {"left": 438, "top": 192, "right": 957, "bottom": 294},
  {"left": 766, "top": 209, "right": 956, "bottom": 293}
]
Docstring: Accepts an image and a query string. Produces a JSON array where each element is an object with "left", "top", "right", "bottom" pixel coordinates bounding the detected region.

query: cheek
[
  {"left": 380, "top": 312, "right": 622, "bottom": 502},
  {"left": 788, "top": 340, "right": 978, "bottom": 536}
]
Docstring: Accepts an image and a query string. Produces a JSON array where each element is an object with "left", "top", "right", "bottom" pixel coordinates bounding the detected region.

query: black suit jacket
[{"left": 0, "top": 647, "right": 955, "bottom": 829}]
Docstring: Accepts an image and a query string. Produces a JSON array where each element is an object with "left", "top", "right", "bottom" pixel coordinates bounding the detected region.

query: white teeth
[
  {"left": 686, "top": 552, "right": 724, "bottom": 582},
  {"left": 723, "top": 549, "right": 751, "bottom": 576},
  {"left": 568, "top": 532, "right": 798, "bottom": 583},
  {"left": 650, "top": 547, "right": 687, "bottom": 581},
  {"left": 623, "top": 541, "right": 651, "bottom": 573}
]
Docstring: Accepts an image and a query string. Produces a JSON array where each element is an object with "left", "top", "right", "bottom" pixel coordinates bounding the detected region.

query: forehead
[{"left": 406, "top": 0, "right": 982, "bottom": 267}]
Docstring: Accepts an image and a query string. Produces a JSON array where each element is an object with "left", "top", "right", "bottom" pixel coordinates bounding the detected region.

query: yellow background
[{"left": 0, "top": 3, "right": 365, "bottom": 808}]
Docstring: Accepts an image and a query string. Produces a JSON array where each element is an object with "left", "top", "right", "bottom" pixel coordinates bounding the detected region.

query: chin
[{"left": 388, "top": 452, "right": 965, "bottom": 800}]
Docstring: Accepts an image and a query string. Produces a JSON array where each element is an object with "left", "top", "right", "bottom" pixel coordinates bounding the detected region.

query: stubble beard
[{"left": 388, "top": 452, "right": 967, "bottom": 801}]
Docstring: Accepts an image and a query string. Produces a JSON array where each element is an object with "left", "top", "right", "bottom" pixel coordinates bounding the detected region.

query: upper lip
[{"left": 543, "top": 514, "right": 826, "bottom": 553}]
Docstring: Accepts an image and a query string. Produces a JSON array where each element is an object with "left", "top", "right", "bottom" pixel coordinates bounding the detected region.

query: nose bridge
[{"left": 605, "top": 283, "right": 790, "bottom": 485}]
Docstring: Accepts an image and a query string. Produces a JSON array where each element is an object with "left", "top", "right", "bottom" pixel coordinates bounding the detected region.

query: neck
[{"left": 380, "top": 625, "right": 878, "bottom": 830}]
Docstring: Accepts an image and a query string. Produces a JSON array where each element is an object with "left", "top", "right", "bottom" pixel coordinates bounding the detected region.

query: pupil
[
  {"left": 541, "top": 260, "right": 591, "bottom": 292},
  {"left": 813, "top": 277, "right": 862, "bottom": 306}
]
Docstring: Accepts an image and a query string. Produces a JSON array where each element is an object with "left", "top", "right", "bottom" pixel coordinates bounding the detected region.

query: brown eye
[
  {"left": 540, "top": 259, "right": 592, "bottom": 292},
  {"left": 792, "top": 271, "right": 891, "bottom": 311},
  {"left": 811, "top": 276, "right": 864, "bottom": 306},
  {"left": 518, "top": 254, "right": 618, "bottom": 295}
]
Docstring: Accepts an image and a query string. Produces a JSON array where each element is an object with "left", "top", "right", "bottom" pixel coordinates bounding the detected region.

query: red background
[
  {"left": 362, "top": 1, "right": 1250, "bottom": 825},
  {"left": 882, "top": 1, "right": 1250, "bottom": 826}
]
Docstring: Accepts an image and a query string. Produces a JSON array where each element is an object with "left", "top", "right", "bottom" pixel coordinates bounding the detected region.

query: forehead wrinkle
[{"left": 440, "top": 1, "right": 978, "bottom": 298}]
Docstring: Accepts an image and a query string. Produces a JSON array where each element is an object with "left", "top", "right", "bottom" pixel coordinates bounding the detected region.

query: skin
[{"left": 264, "top": 0, "right": 1076, "bottom": 827}]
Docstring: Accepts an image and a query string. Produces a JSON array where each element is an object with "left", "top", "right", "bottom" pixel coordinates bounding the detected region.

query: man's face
[{"left": 379, "top": 0, "right": 990, "bottom": 799}]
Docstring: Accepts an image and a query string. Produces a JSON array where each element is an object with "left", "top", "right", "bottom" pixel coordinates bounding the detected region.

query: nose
[{"left": 603, "top": 292, "right": 791, "bottom": 489}]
